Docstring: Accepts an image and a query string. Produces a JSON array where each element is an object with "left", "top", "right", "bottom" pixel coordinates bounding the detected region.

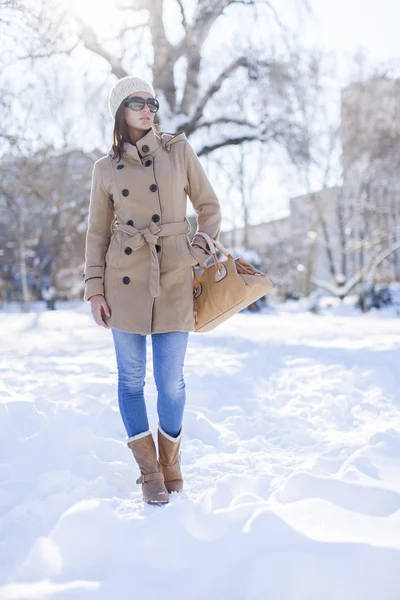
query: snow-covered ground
[{"left": 1, "top": 300, "right": 400, "bottom": 599}]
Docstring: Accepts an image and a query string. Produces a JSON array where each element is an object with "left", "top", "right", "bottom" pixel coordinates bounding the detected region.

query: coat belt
[{"left": 111, "top": 218, "right": 192, "bottom": 298}]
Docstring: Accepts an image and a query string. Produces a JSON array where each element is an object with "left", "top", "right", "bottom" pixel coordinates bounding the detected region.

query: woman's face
[{"left": 123, "top": 91, "right": 156, "bottom": 132}]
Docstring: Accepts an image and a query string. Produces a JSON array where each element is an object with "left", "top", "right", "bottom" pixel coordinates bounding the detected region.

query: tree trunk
[{"left": 18, "top": 209, "right": 30, "bottom": 310}]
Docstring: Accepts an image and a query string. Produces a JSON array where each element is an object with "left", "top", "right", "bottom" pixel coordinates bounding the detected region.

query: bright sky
[
  {"left": 71, "top": 0, "right": 400, "bottom": 66},
  {"left": 300, "top": 0, "right": 400, "bottom": 78}
]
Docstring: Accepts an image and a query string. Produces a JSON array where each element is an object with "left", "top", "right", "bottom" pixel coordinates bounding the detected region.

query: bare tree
[
  {"left": 0, "top": 0, "right": 60, "bottom": 152},
  {"left": 277, "top": 47, "right": 343, "bottom": 295},
  {"left": 209, "top": 139, "right": 268, "bottom": 250},
  {"left": 21, "top": 0, "right": 314, "bottom": 157},
  {"left": 0, "top": 147, "right": 97, "bottom": 305},
  {"left": 310, "top": 75, "right": 400, "bottom": 305}
]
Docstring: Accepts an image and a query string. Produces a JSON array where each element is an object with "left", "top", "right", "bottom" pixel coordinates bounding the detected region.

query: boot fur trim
[
  {"left": 158, "top": 423, "right": 183, "bottom": 442},
  {"left": 126, "top": 429, "right": 152, "bottom": 445}
]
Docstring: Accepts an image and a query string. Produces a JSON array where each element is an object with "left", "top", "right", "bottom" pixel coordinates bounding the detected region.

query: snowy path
[{"left": 1, "top": 303, "right": 400, "bottom": 599}]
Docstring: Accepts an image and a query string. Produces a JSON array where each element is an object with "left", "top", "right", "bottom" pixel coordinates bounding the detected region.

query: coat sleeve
[
  {"left": 83, "top": 161, "right": 115, "bottom": 301},
  {"left": 184, "top": 140, "right": 222, "bottom": 266}
]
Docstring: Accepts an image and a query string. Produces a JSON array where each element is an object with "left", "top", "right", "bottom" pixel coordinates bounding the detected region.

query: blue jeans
[{"left": 111, "top": 329, "right": 189, "bottom": 439}]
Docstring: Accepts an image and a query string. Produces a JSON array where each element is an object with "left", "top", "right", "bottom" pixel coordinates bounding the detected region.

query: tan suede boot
[
  {"left": 127, "top": 430, "right": 169, "bottom": 505},
  {"left": 157, "top": 423, "right": 184, "bottom": 494}
]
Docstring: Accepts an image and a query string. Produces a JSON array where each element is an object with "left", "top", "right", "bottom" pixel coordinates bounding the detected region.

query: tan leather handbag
[{"left": 191, "top": 232, "right": 273, "bottom": 332}]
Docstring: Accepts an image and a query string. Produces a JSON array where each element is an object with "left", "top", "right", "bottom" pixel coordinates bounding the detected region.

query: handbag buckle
[
  {"left": 215, "top": 262, "right": 227, "bottom": 282},
  {"left": 193, "top": 282, "right": 202, "bottom": 299}
]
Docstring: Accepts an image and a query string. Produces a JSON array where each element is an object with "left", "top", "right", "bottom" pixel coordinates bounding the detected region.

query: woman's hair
[{"left": 110, "top": 100, "right": 161, "bottom": 161}]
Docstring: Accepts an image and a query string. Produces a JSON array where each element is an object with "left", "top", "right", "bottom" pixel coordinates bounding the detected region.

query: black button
[
  {"left": 145, "top": 160, "right": 152, "bottom": 167},
  {"left": 155, "top": 244, "right": 161, "bottom": 253},
  {"left": 122, "top": 276, "right": 130, "bottom": 284},
  {"left": 142, "top": 145, "right": 150, "bottom": 153},
  {"left": 150, "top": 184, "right": 157, "bottom": 192},
  {"left": 152, "top": 214, "right": 160, "bottom": 223},
  {"left": 127, "top": 219, "right": 134, "bottom": 226},
  {"left": 117, "top": 164, "right": 124, "bottom": 170},
  {"left": 122, "top": 189, "right": 129, "bottom": 197},
  {"left": 124, "top": 247, "right": 132, "bottom": 255}
]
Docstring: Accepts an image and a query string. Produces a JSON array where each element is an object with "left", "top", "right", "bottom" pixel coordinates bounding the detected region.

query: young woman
[{"left": 83, "top": 76, "right": 222, "bottom": 505}]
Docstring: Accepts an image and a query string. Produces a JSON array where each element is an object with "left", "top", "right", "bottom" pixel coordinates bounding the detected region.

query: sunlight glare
[{"left": 70, "top": 0, "right": 126, "bottom": 35}]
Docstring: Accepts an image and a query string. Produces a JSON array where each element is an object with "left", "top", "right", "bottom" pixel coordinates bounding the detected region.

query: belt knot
[{"left": 142, "top": 223, "right": 161, "bottom": 245}]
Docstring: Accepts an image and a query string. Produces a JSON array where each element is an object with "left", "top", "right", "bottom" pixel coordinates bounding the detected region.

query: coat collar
[
  {"left": 161, "top": 132, "right": 187, "bottom": 151},
  {"left": 107, "top": 129, "right": 188, "bottom": 164}
]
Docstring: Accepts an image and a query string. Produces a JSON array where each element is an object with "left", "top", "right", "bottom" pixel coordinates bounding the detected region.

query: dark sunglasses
[{"left": 124, "top": 96, "right": 159, "bottom": 113}]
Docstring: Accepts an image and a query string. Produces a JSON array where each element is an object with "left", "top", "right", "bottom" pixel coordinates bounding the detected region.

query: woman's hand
[{"left": 89, "top": 294, "right": 111, "bottom": 328}]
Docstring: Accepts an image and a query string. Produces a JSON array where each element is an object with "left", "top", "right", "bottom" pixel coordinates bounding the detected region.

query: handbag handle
[
  {"left": 191, "top": 231, "right": 233, "bottom": 261},
  {"left": 191, "top": 231, "right": 234, "bottom": 285},
  {"left": 191, "top": 232, "right": 265, "bottom": 285}
]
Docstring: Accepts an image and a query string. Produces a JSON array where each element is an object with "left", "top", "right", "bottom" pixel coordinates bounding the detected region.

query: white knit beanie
[{"left": 108, "top": 76, "right": 156, "bottom": 120}]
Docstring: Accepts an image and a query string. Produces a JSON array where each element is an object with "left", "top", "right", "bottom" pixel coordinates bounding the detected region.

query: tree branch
[
  {"left": 184, "top": 56, "right": 249, "bottom": 134},
  {"left": 175, "top": 0, "right": 188, "bottom": 31},
  {"left": 194, "top": 118, "right": 261, "bottom": 130},
  {"left": 196, "top": 135, "right": 262, "bottom": 157},
  {"left": 79, "top": 21, "right": 128, "bottom": 78},
  {"left": 311, "top": 238, "right": 400, "bottom": 298}
]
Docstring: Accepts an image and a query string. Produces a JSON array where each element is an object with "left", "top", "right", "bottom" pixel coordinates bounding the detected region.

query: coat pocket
[
  {"left": 106, "top": 231, "right": 149, "bottom": 277},
  {"left": 105, "top": 233, "right": 121, "bottom": 268},
  {"left": 176, "top": 234, "right": 199, "bottom": 268}
]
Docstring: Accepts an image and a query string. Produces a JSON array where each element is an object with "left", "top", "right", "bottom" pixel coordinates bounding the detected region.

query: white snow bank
[{"left": 1, "top": 303, "right": 399, "bottom": 599}]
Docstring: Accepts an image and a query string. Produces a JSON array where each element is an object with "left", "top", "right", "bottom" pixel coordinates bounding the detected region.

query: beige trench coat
[{"left": 83, "top": 127, "right": 222, "bottom": 334}]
